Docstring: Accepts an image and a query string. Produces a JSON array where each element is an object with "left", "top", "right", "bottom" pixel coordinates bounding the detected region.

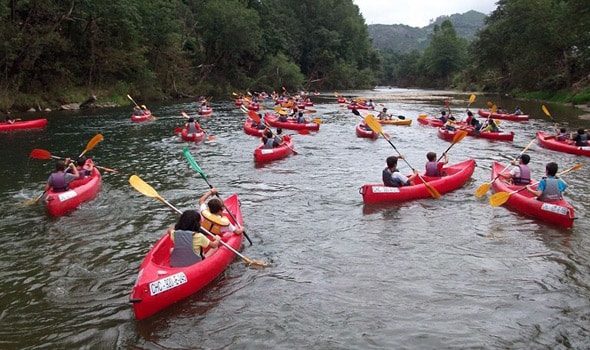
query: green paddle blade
[{"left": 182, "top": 147, "right": 207, "bottom": 180}]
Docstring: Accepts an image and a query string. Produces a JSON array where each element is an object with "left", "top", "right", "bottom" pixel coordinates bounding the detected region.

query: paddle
[
  {"left": 351, "top": 109, "right": 390, "bottom": 139},
  {"left": 474, "top": 137, "right": 537, "bottom": 198},
  {"left": 180, "top": 111, "right": 215, "bottom": 140},
  {"left": 182, "top": 148, "right": 253, "bottom": 245},
  {"left": 25, "top": 134, "right": 105, "bottom": 205},
  {"left": 364, "top": 114, "right": 441, "bottom": 199},
  {"left": 29, "top": 149, "right": 118, "bottom": 173},
  {"left": 127, "top": 94, "right": 156, "bottom": 120},
  {"left": 542, "top": 105, "right": 554, "bottom": 122},
  {"left": 480, "top": 104, "right": 497, "bottom": 132},
  {"left": 467, "top": 94, "right": 476, "bottom": 108},
  {"left": 489, "top": 163, "right": 583, "bottom": 207},
  {"left": 78, "top": 133, "right": 104, "bottom": 158},
  {"left": 128, "top": 175, "right": 267, "bottom": 267},
  {"left": 437, "top": 130, "right": 468, "bottom": 162}
]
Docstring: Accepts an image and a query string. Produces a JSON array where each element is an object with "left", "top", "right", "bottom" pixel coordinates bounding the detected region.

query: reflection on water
[{"left": 0, "top": 90, "right": 589, "bottom": 348}]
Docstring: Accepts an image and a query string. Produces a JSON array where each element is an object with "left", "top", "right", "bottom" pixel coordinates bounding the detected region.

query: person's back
[
  {"left": 273, "top": 128, "right": 283, "bottom": 147},
  {"left": 424, "top": 152, "right": 446, "bottom": 177},
  {"left": 512, "top": 154, "right": 531, "bottom": 185},
  {"left": 46, "top": 160, "right": 78, "bottom": 192},
  {"left": 573, "top": 129, "right": 588, "bottom": 146},
  {"left": 75, "top": 156, "right": 92, "bottom": 179},
  {"left": 186, "top": 117, "right": 199, "bottom": 134},
  {"left": 526, "top": 162, "right": 568, "bottom": 202},
  {"left": 169, "top": 210, "right": 219, "bottom": 268}
]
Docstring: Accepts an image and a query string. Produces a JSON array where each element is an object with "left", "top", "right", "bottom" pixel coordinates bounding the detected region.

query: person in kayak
[
  {"left": 198, "top": 188, "right": 245, "bottom": 236},
  {"left": 383, "top": 155, "right": 419, "bottom": 187},
  {"left": 483, "top": 119, "right": 499, "bottom": 132},
  {"left": 261, "top": 130, "right": 274, "bottom": 149},
  {"left": 377, "top": 108, "right": 391, "bottom": 120},
  {"left": 571, "top": 128, "right": 589, "bottom": 146},
  {"left": 296, "top": 111, "right": 305, "bottom": 124},
  {"left": 45, "top": 159, "right": 79, "bottom": 193},
  {"left": 186, "top": 117, "right": 201, "bottom": 135},
  {"left": 437, "top": 110, "right": 448, "bottom": 124},
  {"left": 272, "top": 128, "right": 284, "bottom": 147},
  {"left": 73, "top": 156, "right": 94, "bottom": 179},
  {"left": 169, "top": 210, "right": 220, "bottom": 267},
  {"left": 425, "top": 152, "right": 448, "bottom": 177},
  {"left": 525, "top": 162, "right": 568, "bottom": 202},
  {"left": 553, "top": 124, "right": 569, "bottom": 141},
  {"left": 500, "top": 154, "right": 531, "bottom": 185}
]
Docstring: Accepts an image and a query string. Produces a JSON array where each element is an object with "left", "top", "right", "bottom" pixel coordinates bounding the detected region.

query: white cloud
[{"left": 353, "top": 0, "right": 498, "bottom": 27}]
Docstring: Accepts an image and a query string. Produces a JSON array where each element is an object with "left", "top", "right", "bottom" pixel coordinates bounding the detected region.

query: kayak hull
[
  {"left": 45, "top": 166, "right": 102, "bottom": 216},
  {"left": 360, "top": 159, "right": 475, "bottom": 203},
  {"left": 437, "top": 127, "right": 514, "bottom": 141},
  {"left": 130, "top": 194, "right": 244, "bottom": 320},
  {"left": 264, "top": 113, "right": 320, "bottom": 131},
  {"left": 254, "top": 135, "right": 294, "bottom": 162},
  {"left": 243, "top": 119, "right": 265, "bottom": 137},
  {"left": 355, "top": 123, "right": 378, "bottom": 139},
  {"left": 0, "top": 118, "right": 47, "bottom": 131},
  {"left": 180, "top": 128, "right": 206, "bottom": 142},
  {"left": 477, "top": 109, "right": 529, "bottom": 121},
  {"left": 490, "top": 161, "right": 575, "bottom": 227},
  {"left": 536, "top": 131, "right": 590, "bottom": 157},
  {"left": 131, "top": 111, "right": 153, "bottom": 122}
]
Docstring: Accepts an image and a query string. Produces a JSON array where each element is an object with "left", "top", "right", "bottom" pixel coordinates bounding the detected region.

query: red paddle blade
[
  {"left": 298, "top": 129, "right": 311, "bottom": 135},
  {"left": 30, "top": 149, "right": 52, "bottom": 160},
  {"left": 248, "top": 110, "right": 261, "bottom": 124}
]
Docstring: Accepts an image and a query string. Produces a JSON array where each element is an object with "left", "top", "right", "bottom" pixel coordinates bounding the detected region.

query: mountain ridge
[{"left": 367, "top": 10, "right": 487, "bottom": 53}]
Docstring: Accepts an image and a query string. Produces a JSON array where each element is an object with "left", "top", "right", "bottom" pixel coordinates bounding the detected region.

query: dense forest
[{"left": 1, "top": 0, "right": 589, "bottom": 111}]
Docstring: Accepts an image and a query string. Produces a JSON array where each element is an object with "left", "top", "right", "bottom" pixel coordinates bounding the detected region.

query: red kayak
[
  {"left": 355, "top": 122, "right": 378, "bottom": 139},
  {"left": 0, "top": 118, "right": 47, "bottom": 131},
  {"left": 490, "top": 161, "right": 575, "bottom": 227},
  {"left": 264, "top": 113, "right": 320, "bottom": 132},
  {"left": 536, "top": 131, "right": 590, "bottom": 157},
  {"left": 180, "top": 128, "right": 206, "bottom": 142},
  {"left": 131, "top": 111, "right": 153, "bottom": 122},
  {"left": 248, "top": 103, "right": 260, "bottom": 111},
  {"left": 45, "top": 161, "right": 102, "bottom": 216},
  {"left": 477, "top": 109, "right": 529, "bottom": 121},
  {"left": 129, "top": 194, "right": 244, "bottom": 320},
  {"left": 254, "top": 135, "right": 295, "bottom": 163},
  {"left": 243, "top": 119, "right": 265, "bottom": 137},
  {"left": 198, "top": 107, "right": 213, "bottom": 116},
  {"left": 360, "top": 159, "right": 476, "bottom": 203},
  {"left": 417, "top": 115, "right": 444, "bottom": 127},
  {"left": 347, "top": 103, "right": 374, "bottom": 110},
  {"left": 437, "top": 127, "right": 514, "bottom": 142}
]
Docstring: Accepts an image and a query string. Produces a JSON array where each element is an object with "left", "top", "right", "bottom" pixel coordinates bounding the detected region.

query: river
[{"left": 1, "top": 88, "right": 589, "bottom": 349}]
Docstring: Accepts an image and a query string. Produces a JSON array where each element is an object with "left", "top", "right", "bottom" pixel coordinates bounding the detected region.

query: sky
[{"left": 353, "top": 0, "right": 498, "bottom": 27}]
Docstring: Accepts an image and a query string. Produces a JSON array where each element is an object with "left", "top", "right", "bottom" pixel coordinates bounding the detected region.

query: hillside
[{"left": 368, "top": 10, "right": 486, "bottom": 53}]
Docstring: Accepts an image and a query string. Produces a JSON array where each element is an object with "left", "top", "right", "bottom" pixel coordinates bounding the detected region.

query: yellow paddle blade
[
  {"left": 418, "top": 114, "right": 427, "bottom": 119},
  {"left": 474, "top": 183, "right": 491, "bottom": 198},
  {"left": 424, "top": 181, "right": 442, "bottom": 199},
  {"left": 490, "top": 105, "right": 498, "bottom": 114},
  {"left": 334, "top": 91, "right": 339, "bottom": 97},
  {"left": 312, "top": 118, "right": 322, "bottom": 124},
  {"left": 278, "top": 110, "right": 288, "bottom": 115},
  {"left": 274, "top": 106, "right": 283, "bottom": 112},
  {"left": 453, "top": 129, "right": 469, "bottom": 143},
  {"left": 129, "top": 175, "right": 160, "bottom": 199},
  {"left": 78, "top": 133, "right": 103, "bottom": 158},
  {"left": 468, "top": 94, "right": 476, "bottom": 105},
  {"left": 489, "top": 191, "right": 511, "bottom": 207},
  {"left": 542, "top": 105, "right": 551, "bottom": 118},
  {"left": 364, "top": 114, "right": 383, "bottom": 135}
]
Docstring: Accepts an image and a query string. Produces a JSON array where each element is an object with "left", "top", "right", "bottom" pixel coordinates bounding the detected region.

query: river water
[{"left": 1, "top": 88, "right": 589, "bottom": 349}]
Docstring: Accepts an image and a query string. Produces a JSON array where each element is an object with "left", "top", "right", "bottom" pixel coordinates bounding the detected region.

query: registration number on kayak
[
  {"left": 58, "top": 190, "right": 77, "bottom": 201},
  {"left": 372, "top": 187, "right": 400, "bottom": 193},
  {"left": 541, "top": 203, "right": 569, "bottom": 216},
  {"left": 149, "top": 272, "right": 188, "bottom": 296}
]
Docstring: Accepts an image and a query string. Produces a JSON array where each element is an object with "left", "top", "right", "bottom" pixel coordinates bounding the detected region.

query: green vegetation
[{"left": 1, "top": 0, "right": 589, "bottom": 111}]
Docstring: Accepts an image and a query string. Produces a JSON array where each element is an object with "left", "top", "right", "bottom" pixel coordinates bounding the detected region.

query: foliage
[{"left": 0, "top": 0, "right": 378, "bottom": 110}]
